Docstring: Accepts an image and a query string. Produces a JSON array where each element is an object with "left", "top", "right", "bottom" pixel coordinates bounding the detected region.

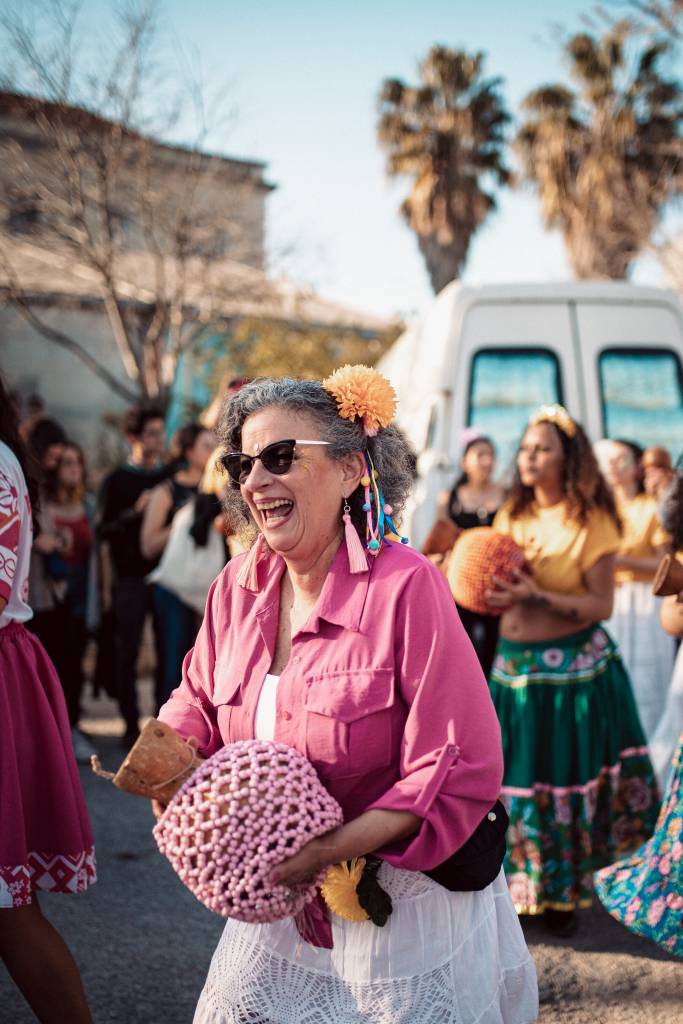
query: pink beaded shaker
[{"left": 153, "top": 739, "right": 343, "bottom": 922}]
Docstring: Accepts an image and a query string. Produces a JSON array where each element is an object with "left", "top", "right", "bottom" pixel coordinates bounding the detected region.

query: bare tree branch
[
  {"left": 0, "top": 0, "right": 268, "bottom": 411},
  {"left": 0, "top": 279, "right": 138, "bottom": 403}
]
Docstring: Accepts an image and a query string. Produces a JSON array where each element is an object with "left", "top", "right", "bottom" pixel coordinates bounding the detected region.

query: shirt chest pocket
[
  {"left": 212, "top": 669, "right": 244, "bottom": 743},
  {"left": 303, "top": 669, "right": 396, "bottom": 780}
]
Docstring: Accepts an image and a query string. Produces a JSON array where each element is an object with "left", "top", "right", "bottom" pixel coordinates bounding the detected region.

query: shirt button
[
  {"left": 446, "top": 744, "right": 459, "bottom": 757},
  {"left": 281, "top": 711, "right": 292, "bottom": 721}
]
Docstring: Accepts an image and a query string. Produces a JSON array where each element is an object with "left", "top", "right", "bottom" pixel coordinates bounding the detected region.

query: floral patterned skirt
[
  {"left": 489, "top": 625, "right": 660, "bottom": 915},
  {"left": 594, "top": 733, "right": 683, "bottom": 958}
]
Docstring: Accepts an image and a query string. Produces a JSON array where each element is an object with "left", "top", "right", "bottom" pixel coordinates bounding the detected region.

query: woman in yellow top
[
  {"left": 602, "top": 440, "right": 673, "bottom": 743},
  {"left": 485, "top": 405, "right": 659, "bottom": 936}
]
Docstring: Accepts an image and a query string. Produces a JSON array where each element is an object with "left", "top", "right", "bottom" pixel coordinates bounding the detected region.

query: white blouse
[{"left": 253, "top": 673, "right": 280, "bottom": 741}]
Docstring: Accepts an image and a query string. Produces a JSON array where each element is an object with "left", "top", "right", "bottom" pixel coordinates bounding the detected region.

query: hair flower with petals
[{"left": 322, "top": 364, "right": 397, "bottom": 437}]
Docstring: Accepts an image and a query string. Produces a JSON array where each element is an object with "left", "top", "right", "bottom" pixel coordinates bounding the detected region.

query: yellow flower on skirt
[{"left": 321, "top": 858, "right": 369, "bottom": 921}]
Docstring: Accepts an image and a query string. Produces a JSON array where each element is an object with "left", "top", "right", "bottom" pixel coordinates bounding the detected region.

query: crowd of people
[
  {"left": 1, "top": 363, "right": 682, "bottom": 1023},
  {"left": 11, "top": 393, "right": 238, "bottom": 762}
]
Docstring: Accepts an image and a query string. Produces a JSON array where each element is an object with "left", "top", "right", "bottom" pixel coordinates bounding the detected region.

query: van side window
[
  {"left": 467, "top": 348, "right": 562, "bottom": 471},
  {"left": 599, "top": 349, "right": 683, "bottom": 458}
]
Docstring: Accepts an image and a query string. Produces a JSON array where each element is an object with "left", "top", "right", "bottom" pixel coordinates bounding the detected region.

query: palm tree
[
  {"left": 377, "top": 46, "right": 510, "bottom": 294},
  {"left": 516, "top": 23, "right": 682, "bottom": 279}
]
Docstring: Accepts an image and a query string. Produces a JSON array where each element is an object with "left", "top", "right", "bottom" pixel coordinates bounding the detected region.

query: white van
[{"left": 378, "top": 281, "right": 683, "bottom": 548}]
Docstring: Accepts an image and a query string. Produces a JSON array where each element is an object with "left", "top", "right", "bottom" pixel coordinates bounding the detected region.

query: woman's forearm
[
  {"left": 270, "top": 809, "right": 421, "bottom": 885},
  {"left": 526, "top": 588, "right": 612, "bottom": 624},
  {"left": 660, "top": 595, "right": 683, "bottom": 638},
  {"left": 615, "top": 554, "right": 661, "bottom": 574},
  {"left": 141, "top": 523, "right": 171, "bottom": 559},
  {"left": 315, "top": 810, "right": 420, "bottom": 867}
]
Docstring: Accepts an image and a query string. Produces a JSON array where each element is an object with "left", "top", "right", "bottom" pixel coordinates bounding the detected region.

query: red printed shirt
[
  {"left": 0, "top": 441, "right": 33, "bottom": 628},
  {"left": 159, "top": 541, "right": 503, "bottom": 870}
]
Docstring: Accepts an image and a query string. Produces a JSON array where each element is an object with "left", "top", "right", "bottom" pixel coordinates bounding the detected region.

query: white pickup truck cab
[{"left": 378, "top": 281, "right": 683, "bottom": 548}]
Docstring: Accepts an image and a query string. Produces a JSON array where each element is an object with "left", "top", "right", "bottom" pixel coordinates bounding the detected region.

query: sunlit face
[
  {"left": 605, "top": 442, "right": 638, "bottom": 488},
  {"left": 58, "top": 446, "right": 84, "bottom": 489},
  {"left": 187, "top": 430, "right": 216, "bottom": 473},
  {"left": 42, "top": 442, "right": 65, "bottom": 471},
  {"left": 463, "top": 440, "right": 495, "bottom": 484},
  {"left": 239, "top": 407, "right": 363, "bottom": 565},
  {"left": 517, "top": 423, "right": 564, "bottom": 490},
  {"left": 137, "top": 418, "right": 166, "bottom": 461},
  {"left": 643, "top": 464, "right": 671, "bottom": 497}
]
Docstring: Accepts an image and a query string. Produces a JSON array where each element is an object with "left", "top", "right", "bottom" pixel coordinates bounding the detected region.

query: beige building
[{"left": 0, "top": 92, "right": 395, "bottom": 469}]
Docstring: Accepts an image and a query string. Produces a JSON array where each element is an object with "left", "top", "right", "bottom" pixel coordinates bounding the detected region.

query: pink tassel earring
[
  {"left": 343, "top": 501, "right": 367, "bottom": 574},
  {"left": 236, "top": 533, "right": 266, "bottom": 592}
]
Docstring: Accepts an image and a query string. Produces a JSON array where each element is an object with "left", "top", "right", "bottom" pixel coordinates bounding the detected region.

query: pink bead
[{"left": 153, "top": 738, "right": 343, "bottom": 923}]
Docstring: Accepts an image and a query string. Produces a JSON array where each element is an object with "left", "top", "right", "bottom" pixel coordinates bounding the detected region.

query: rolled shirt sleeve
[
  {"left": 158, "top": 575, "right": 224, "bottom": 757},
  {"left": 368, "top": 562, "right": 503, "bottom": 871}
]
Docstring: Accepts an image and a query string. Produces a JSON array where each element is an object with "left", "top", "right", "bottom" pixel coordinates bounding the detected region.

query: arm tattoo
[
  {"left": 523, "top": 594, "right": 581, "bottom": 621},
  {"left": 522, "top": 594, "right": 551, "bottom": 609}
]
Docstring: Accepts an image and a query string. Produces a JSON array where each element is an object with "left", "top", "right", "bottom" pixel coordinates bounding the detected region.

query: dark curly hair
[
  {"left": 659, "top": 472, "right": 683, "bottom": 553},
  {"left": 43, "top": 442, "right": 87, "bottom": 504},
  {"left": 123, "top": 404, "right": 165, "bottom": 438},
  {"left": 614, "top": 438, "right": 645, "bottom": 495},
  {"left": 508, "top": 417, "right": 621, "bottom": 530}
]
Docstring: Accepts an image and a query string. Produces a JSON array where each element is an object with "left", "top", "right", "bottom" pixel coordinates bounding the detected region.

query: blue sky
[{"left": 89, "top": 1, "right": 679, "bottom": 318}]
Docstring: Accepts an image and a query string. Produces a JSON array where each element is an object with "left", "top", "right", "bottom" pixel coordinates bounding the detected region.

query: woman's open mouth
[{"left": 258, "top": 499, "right": 294, "bottom": 527}]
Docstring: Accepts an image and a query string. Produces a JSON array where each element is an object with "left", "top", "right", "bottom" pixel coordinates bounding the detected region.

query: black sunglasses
[{"left": 220, "top": 439, "right": 331, "bottom": 484}]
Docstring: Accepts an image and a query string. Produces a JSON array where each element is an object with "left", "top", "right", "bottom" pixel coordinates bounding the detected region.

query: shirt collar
[{"left": 252, "top": 541, "right": 371, "bottom": 634}]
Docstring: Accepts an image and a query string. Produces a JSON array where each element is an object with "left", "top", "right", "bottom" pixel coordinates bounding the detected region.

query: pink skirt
[{"left": 0, "top": 622, "right": 96, "bottom": 908}]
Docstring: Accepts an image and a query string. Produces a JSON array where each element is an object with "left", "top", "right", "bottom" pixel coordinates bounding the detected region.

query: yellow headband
[{"left": 528, "top": 404, "right": 577, "bottom": 439}]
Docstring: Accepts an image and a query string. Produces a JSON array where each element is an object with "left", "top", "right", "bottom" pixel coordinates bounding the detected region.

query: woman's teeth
[{"left": 260, "top": 500, "right": 294, "bottom": 522}]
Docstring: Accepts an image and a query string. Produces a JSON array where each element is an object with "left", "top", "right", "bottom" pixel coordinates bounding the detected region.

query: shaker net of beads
[{"left": 153, "top": 739, "right": 343, "bottom": 923}]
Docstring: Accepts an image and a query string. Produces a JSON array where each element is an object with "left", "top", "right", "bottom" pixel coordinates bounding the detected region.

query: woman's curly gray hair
[{"left": 217, "top": 376, "right": 416, "bottom": 539}]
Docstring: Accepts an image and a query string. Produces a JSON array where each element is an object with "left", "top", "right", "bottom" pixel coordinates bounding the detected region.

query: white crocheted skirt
[
  {"left": 607, "top": 580, "right": 676, "bottom": 740},
  {"left": 193, "top": 865, "right": 539, "bottom": 1024}
]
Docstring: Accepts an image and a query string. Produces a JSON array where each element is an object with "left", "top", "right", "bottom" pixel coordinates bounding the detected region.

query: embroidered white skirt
[
  {"left": 649, "top": 642, "right": 683, "bottom": 790},
  {"left": 607, "top": 580, "right": 675, "bottom": 741},
  {"left": 193, "top": 864, "right": 538, "bottom": 1024}
]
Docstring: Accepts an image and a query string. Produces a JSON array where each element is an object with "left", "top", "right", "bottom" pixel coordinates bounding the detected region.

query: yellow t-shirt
[
  {"left": 493, "top": 500, "right": 621, "bottom": 597},
  {"left": 615, "top": 493, "right": 671, "bottom": 584}
]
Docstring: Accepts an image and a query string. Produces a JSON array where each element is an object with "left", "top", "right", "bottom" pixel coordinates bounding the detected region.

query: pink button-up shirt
[{"left": 159, "top": 541, "right": 503, "bottom": 871}]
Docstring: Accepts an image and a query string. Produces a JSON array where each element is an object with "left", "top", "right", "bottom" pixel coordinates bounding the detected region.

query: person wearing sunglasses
[{"left": 155, "top": 368, "right": 538, "bottom": 1024}]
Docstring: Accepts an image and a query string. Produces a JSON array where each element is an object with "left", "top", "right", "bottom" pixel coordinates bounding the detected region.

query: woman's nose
[{"left": 243, "top": 457, "right": 271, "bottom": 489}]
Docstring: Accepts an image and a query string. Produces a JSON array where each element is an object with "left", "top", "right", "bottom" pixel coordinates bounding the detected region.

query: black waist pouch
[{"left": 423, "top": 800, "right": 509, "bottom": 892}]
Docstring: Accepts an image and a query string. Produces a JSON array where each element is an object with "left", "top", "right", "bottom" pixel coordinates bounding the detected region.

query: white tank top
[{"left": 254, "top": 673, "right": 280, "bottom": 741}]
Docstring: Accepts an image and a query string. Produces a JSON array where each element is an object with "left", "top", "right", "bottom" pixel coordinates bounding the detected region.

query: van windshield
[
  {"left": 599, "top": 349, "right": 683, "bottom": 460},
  {"left": 467, "top": 348, "right": 562, "bottom": 475}
]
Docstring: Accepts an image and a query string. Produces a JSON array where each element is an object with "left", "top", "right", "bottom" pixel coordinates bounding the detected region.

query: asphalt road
[
  {"left": 1, "top": 732, "right": 224, "bottom": 1023},
  {"left": 1, "top": 723, "right": 681, "bottom": 1023}
]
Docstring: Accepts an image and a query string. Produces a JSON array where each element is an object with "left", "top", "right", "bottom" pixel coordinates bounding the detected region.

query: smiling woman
[
  {"left": 155, "top": 369, "right": 539, "bottom": 1024},
  {"left": 487, "top": 406, "right": 660, "bottom": 937}
]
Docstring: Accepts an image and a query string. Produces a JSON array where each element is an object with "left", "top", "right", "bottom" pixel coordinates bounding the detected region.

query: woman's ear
[{"left": 339, "top": 451, "right": 366, "bottom": 496}]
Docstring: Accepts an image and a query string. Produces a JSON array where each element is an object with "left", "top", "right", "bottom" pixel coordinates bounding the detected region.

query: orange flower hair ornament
[
  {"left": 322, "top": 364, "right": 397, "bottom": 437},
  {"left": 528, "top": 403, "right": 577, "bottom": 439},
  {"left": 323, "top": 364, "right": 407, "bottom": 559}
]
